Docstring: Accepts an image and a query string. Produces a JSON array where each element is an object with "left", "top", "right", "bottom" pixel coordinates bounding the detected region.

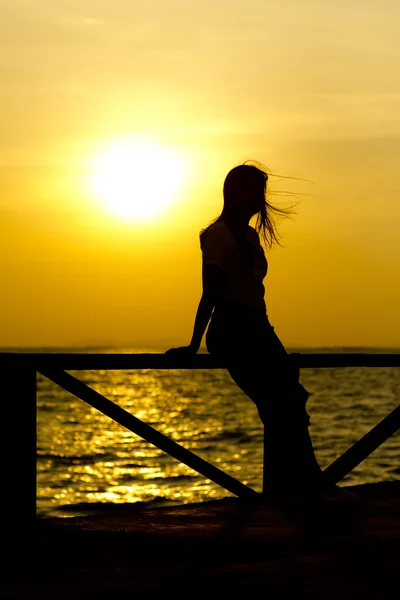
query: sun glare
[{"left": 88, "top": 138, "right": 186, "bottom": 221}]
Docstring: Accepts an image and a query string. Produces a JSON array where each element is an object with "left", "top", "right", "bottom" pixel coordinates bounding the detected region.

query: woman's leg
[{"left": 223, "top": 328, "right": 325, "bottom": 495}]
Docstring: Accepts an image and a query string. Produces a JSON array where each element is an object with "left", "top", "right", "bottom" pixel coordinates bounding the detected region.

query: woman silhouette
[{"left": 166, "top": 162, "right": 358, "bottom": 505}]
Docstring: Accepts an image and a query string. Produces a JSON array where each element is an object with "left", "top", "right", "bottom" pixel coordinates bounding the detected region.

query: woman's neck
[{"left": 222, "top": 214, "right": 249, "bottom": 233}]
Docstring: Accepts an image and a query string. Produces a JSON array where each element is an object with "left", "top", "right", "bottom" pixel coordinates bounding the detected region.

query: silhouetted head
[
  {"left": 222, "top": 164, "right": 268, "bottom": 222},
  {"left": 200, "top": 161, "right": 297, "bottom": 250}
]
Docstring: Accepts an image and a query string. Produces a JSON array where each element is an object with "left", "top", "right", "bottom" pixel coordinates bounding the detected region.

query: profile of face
[
  {"left": 244, "top": 178, "right": 265, "bottom": 217},
  {"left": 224, "top": 165, "right": 266, "bottom": 219}
]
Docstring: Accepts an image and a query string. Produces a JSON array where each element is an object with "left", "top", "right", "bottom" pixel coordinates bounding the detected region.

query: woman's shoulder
[
  {"left": 209, "top": 220, "right": 230, "bottom": 233},
  {"left": 200, "top": 220, "right": 232, "bottom": 246}
]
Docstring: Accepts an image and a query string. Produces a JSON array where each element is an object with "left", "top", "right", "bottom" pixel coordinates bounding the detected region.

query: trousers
[{"left": 206, "top": 302, "right": 324, "bottom": 494}]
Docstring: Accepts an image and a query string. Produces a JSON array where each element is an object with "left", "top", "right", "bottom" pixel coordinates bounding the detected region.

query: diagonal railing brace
[
  {"left": 39, "top": 368, "right": 258, "bottom": 499},
  {"left": 323, "top": 404, "right": 400, "bottom": 485}
]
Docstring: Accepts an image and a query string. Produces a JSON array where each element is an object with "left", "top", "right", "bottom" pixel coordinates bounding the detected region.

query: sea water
[{"left": 31, "top": 346, "right": 400, "bottom": 517}]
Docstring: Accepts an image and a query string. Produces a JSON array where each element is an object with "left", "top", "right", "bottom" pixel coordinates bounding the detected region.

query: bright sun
[{"left": 88, "top": 137, "right": 186, "bottom": 220}]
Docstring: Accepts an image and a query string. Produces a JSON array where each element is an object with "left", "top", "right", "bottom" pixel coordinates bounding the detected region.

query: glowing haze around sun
[{"left": 88, "top": 137, "right": 186, "bottom": 221}]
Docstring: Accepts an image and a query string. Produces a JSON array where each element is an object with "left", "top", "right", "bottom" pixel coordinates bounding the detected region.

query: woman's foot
[
  {"left": 289, "top": 484, "right": 360, "bottom": 508},
  {"left": 321, "top": 484, "right": 360, "bottom": 505}
]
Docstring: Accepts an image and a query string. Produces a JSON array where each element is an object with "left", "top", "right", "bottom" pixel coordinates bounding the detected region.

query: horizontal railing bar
[
  {"left": 2, "top": 352, "right": 400, "bottom": 369},
  {"left": 38, "top": 368, "right": 258, "bottom": 500}
]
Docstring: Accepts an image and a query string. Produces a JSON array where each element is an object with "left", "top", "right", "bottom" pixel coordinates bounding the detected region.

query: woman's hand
[{"left": 164, "top": 344, "right": 199, "bottom": 357}]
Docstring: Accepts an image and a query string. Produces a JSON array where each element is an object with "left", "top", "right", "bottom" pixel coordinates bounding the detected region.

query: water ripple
[{"left": 36, "top": 355, "right": 400, "bottom": 515}]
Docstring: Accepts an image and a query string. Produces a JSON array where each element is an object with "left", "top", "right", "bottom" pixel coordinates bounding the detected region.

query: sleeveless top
[{"left": 201, "top": 221, "right": 268, "bottom": 310}]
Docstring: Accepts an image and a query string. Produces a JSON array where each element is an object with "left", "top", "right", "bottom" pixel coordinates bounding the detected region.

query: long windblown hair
[{"left": 200, "top": 161, "right": 303, "bottom": 251}]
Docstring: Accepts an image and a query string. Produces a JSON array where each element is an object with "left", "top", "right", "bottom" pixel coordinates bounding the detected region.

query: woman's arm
[
  {"left": 165, "top": 264, "right": 223, "bottom": 355},
  {"left": 189, "top": 264, "right": 224, "bottom": 350},
  {"left": 188, "top": 293, "right": 215, "bottom": 352}
]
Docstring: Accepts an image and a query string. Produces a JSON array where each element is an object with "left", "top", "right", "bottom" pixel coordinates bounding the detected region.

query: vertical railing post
[{"left": 2, "top": 364, "right": 37, "bottom": 560}]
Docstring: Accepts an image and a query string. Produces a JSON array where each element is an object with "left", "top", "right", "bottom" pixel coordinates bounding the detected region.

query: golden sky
[{"left": 1, "top": 0, "right": 400, "bottom": 348}]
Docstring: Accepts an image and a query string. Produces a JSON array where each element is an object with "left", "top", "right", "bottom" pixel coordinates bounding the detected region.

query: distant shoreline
[{"left": 1, "top": 346, "right": 400, "bottom": 354}]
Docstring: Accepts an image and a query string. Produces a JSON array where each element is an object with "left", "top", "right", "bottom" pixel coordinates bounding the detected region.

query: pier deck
[{"left": 4, "top": 481, "right": 399, "bottom": 599}]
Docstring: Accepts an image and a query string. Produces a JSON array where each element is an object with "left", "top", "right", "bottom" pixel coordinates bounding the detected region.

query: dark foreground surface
[{"left": 3, "top": 481, "right": 399, "bottom": 599}]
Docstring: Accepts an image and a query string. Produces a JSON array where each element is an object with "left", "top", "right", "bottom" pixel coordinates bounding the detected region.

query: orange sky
[{"left": 1, "top": 0, "right": 400, "bottom": 348}]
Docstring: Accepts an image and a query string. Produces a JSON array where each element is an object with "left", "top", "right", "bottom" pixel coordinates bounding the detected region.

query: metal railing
[{"left": 1, "top": 351, "right": 399, "bottom": 530}]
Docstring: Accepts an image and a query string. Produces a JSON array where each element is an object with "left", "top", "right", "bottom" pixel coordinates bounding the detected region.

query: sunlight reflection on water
[{"left": 36, "top": 357, "right": 400, "bottom": 516}]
